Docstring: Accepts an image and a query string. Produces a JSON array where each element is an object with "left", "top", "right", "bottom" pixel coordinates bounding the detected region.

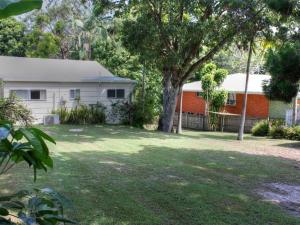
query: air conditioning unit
[{"left": 43, "top": 114, "right": 60, "bottom": 125}]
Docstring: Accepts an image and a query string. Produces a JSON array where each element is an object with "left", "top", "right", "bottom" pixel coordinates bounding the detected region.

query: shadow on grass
[
  {"left": 2, "top": 145, "right": 300, "bottom": 225},
  {"left": 42, "top": 125, "right": 261, "bottom": 143},
  {"left": 277, "top": 142, "right": 300, "bottom": 150}
]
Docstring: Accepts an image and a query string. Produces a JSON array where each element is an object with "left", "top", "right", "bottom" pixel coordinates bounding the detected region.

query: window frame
[
  {"left": 107, "top": 89, "right": 125, "bottom": 99},
  {"left": 10, "top": 89, "right": 47, "bottom": 101},
  {"left": 70, "top": 89, "right": 81, "bottom": 100},
  {"left": 226, "top": 93, "right": 237, "bottom": 106}
]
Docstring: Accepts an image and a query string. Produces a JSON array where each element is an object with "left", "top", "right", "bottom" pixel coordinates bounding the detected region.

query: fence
[{"left": 173, "top": 113, "right": 263, "bottom": 133}]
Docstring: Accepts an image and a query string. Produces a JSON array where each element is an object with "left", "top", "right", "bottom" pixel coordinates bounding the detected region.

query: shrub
[
  {"left": 251, "top": 120, "right": 270, "bottom": 136},
  {"left": 111, "top": 100, "right": 159, "bottom": 128},
  {"left": 53, "top": 103, "right": 106, "bottom": 125},
  {"left": 268, "top": 119, "right": 286, "bottom": 139},
  {"left": 285, "top": 126, "right": 300, "bottom": 141},
  {"left": 0, "top": 95, "right": 33, "bottom": 125},
  {"left": 269, "top": 125, "right": 286, "bottom": 139}
]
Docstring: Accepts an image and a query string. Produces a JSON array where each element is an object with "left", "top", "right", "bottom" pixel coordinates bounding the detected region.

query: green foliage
[
  {"left": 0, "top": 95, "right": 34, "bottom": 125},
  {"left": 53, "top": 104, "right": 106, "bottom": 125},
  {"left": 198, "top": 63, "right": 228, "bottom": 129},
  {"left": 266, "top": 0, "right": 299, "bottom": 16},
  {"left": 0, "top": 123, "right": 75, "bottom": 224},
  {"left": 269, "top": 125, "right": 287, "bottom": 139},
  {"left": 25, "top": 29, "right": 60, "bottom": 58},
  {"left": 199, "top": 63, "right": 228, "bottom": 101},
  {"left": 285, "top": 126, "right": 300, "bottom": 141},
  {"left": 111, "top": 96, "right": 160, "bottom": 128},
  {"left": 92, "top": 38, "right": 162, "bottom": 127},
  {"left": 92, "top": 39, "right": 142, "bottom": 80},
  {"left": 0, "top": 0, "right": 42, "bottom": 19},
  {"left": 251, "top": 120, "right": 270, "bottom": 136},
  {"left": 209, "top": 90, "right": 228, "bottom": 131},
  {"left": 264, "top": 41, "right": 300, "bottom": 102},
  {"left": 0, "top": 188, "right": 75, "bottom": 225},
  {"left": 0, "top": 18, "right": 26, "bottom": 56},
  {"left": 0, "top": 123, "right": 55, "bottom": 180}
]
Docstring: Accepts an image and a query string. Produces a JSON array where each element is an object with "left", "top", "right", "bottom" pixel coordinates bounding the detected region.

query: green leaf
[
  {"left": 0, "top": 0, "right": 43, "bottom": 19},
  {"left": 0, "top": 207, "right": 9, "bottom": 216},
  {"left": 29, "top": 128, "right": 56, "bottom": 144},
  {"left": 19, "top": 128, "right": 47, "bottom": 160},
  {"left": 2, "top": 200, "right": 25, "bottom": 209},
  {"left": 13, "top": 130, "right": 24, "bottom": 141}
]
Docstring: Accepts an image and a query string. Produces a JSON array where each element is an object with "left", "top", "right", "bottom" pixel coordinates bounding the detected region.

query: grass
[{"left": 1, "top": 125, "right": 300, "bottom": 225}]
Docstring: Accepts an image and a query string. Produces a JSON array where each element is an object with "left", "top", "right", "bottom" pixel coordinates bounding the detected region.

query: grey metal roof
[
  {"left": 183, "top": 74, "right": 271, "bottom": 94},
  {"left": 0, "top": 56, "right": 135, "bottom": 83}
]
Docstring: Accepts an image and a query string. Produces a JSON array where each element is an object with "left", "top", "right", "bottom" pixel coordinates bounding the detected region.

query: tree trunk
[
  {"left": 142, "top": 64, "right": 146, "bottom": 113},
  {"left": 292, "top": 96, "right": 298, "bottom": 126},
  {"left": 238, "top": 39, "right": 254, "bottom": 141},
  {"left": 176, "top": 87, "right": 183, "bottom": 134},
  {"left": 159, "top": 75, "right": 180, "bottom": 133}
]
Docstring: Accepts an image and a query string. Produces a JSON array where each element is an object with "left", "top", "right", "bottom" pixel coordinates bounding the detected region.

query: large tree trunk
[
  {"left": 159, "top": 74, "right": 180, "bottom": 133},
  {"left": 238, "top": 39, "right": 253, "bottom": 141}
]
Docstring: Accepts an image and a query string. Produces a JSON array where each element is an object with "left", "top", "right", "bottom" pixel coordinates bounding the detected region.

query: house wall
[
  {"left": 4, "top": 81, "right": 134, "bottom": 124},
  {"left": 269, "top": 101, "right": 293, "bottom": 119},
  {"left": 177, "top": 91, "right": 269, "bottom": 118}
]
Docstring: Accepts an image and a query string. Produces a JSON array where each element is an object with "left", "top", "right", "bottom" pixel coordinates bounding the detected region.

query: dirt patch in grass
[{"left": 258, "top": 183, "right": 300, "bottom": 217}]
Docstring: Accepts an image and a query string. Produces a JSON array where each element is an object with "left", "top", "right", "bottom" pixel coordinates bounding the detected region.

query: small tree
[{"left": 200, "top": 63, "right": 228, "bottom": 130}]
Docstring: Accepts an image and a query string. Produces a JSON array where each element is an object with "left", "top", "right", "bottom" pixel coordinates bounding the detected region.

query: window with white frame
[
  {"left": 107, "top": 89, "right": 125, "bottom": 99},
  {"left": 10, "top": 90, "right": 46, "bottom": 100},
  {"left": 227, "top": 93, "right": 236, "bottom": 106},
  {"left": 70, "top": 89, "right": 80, "bottom": 100}
]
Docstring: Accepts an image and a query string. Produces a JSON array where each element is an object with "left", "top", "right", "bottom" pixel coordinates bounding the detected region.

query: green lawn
[{"left": 1, "top": 125, "right": 300, "bottom": 225}]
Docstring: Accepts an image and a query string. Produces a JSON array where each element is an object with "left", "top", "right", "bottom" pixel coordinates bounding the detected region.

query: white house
[{"left": 0, "top": 56, "right": 136, "bottom": 124}]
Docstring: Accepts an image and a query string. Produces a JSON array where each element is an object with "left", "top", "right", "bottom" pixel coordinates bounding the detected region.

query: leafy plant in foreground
[{"left": 0, "top": 123, "right": 75, "bottom": 224}]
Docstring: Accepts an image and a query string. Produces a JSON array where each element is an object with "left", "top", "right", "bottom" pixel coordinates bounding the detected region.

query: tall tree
[
  {"left": 264, "top": 41, "right": 300, "bottom": 124},
  {"left": 25, "top": 14, "right": 60, "bottom": 58},
  {"left": 95, "top": 0, "right": 269, "bottom": 132},
  {"left": 238, "top": 38, "right": 254, "bottom": 140},
  {"left": 0, "top": 18, "right": 26, "bottom": 56},
  {"left": 263, "top": 0, "right": 300, "bottom": 125}
]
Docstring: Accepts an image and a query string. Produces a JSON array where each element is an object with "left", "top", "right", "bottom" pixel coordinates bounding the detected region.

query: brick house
[{"left": 177, "top": 73, "right": 300, "bottom": 119}]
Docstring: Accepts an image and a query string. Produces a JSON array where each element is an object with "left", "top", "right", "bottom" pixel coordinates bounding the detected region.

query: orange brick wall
[
  {"left": 176, "top": 92, "right": 206, "bottom": 114},
  {"left": 177, "top": 92, "right": 270, "bottom": 118}
]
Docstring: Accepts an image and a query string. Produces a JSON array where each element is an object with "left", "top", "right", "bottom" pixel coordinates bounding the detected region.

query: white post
[
  {"left": 0, "top": 79, "right": 4, "bottom": 98},
  {"left": 176, "top": 88, "right": 183, "bottom": 134}
]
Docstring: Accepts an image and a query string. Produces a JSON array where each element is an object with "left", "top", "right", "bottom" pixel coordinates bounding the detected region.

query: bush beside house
[
  {"left": 252, "top": 119, "right": 300, "bottom": 140},
  {"left": 53, "top": 103, "right": 106, "bottom": 125}
]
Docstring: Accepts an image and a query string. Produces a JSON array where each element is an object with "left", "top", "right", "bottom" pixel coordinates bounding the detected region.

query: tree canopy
[{"left": 0, "top": 18, "right": 26, "bottom": 56}]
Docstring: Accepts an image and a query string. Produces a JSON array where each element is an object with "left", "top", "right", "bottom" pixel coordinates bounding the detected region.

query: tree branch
[{"left": 181, "top": 4, "right": 266, "bottom": 84}]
